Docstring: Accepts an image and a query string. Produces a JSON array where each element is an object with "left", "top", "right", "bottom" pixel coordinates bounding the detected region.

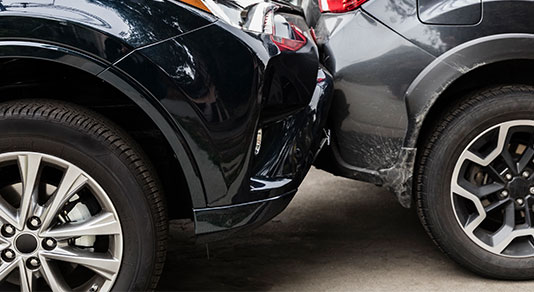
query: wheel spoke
[
  {"left": 19, "top": 260, "right": 36, "bottom": 292},
  {"left": 463, "top": 182, "right": 505, "bottom": 199},
  {"left": 484, "top": 165, "right": 506, "bottom": 183},
  {"left": 39, "top": 256, "right": 70, "bottom": 292},
  {"left": 463, "top": 150, "right": 491, "bottom": 166},
  {"left": 498, "top": 126, "right": 534, "bottom": 175},
  {"left": 0, "top": 237, "right": 9, "bottom": 250},
  {"left": 485, "top": 199, "right": 511, "bottom": 213},
  {"left": 502, "top": 151, "right": 518, "bottom": 175},
  {"left": 478, "top": 183, "right": 505, "bottom": 198},
  {"left": 525, "top": 202, "right": 533, "bottom": 227},
  {"left": 462, "top": 124, "right": 510, "bottom": 167},
  {"left": 41, "top": 247, "right": 120, "bottom": 280},
  {"left": 451, "top": 183, "right": 486, "bottom": 233},
  {"left": 491, "top": 202, "right": 516, "bottom": 253},
  {"left": 41, "top": 212, "right": 121, "bottom": 239},
  {"left": 0, "top": 196, "right": 17, "bottom": 229},
  {"left": 41, "top": 166, "right": 87, "bottom": 230},
  {"left": 517, "top": 147, "right": 534, "bottom": 174},
  {"left": 0, "top": 260, "right": 17, "bottom": 282},
  {"left": 17, "top": 154, "right": 42, "bottom": 229}
]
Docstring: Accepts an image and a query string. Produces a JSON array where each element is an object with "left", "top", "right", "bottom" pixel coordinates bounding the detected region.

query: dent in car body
[
  {"left": 314, "top": 10, "right": 434, "bottom": 171},
  {"left": 194, "top": 67, "right": 333, "bottom": 235}
]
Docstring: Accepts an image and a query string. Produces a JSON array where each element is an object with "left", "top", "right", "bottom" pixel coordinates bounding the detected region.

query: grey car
[{"left": 300, "top": 0, "right": 534, "bottom": 280}]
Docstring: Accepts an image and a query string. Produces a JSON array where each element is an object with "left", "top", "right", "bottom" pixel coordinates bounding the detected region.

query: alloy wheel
[
  {"left": 0, "top": 152, "right": 123, "bottom": 291},
  {"left": 452, "top": 120, "right": 534, "bottom": 257}
]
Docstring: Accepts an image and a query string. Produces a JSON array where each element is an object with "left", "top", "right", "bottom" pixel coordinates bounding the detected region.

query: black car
[
  {"left": 0, "top": 0, "right": 332, "bottom": 290},
  {"left": 302, "top": 0, "right": 534, "bottom": 280}
]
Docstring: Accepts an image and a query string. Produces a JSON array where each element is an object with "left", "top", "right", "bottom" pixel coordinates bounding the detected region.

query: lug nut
[
  {"left": 1, "top": 249, "right": 15, "bottom": 262},
  {"left": 530, "top": 187, "right": 534, "bottom": 195},
  {"left": 524, "top": 171, "right": 531, "bottom": 178},
  {"left": 1, "top": 224, "right": 15, "bottom": 237},
  {"left": 26, "top": 257, "right": 40, "bottom": 269},
  {"left": 499, "top": 190, "right": 509, "bottom": 199},
  {"left": 42, "top": 238, "right": 57, "bottom": 250},
  {"left": 516, "top": 198, "right": 525, "bottom": 206},
  {"left": 27, "top": 217, "right": 41, "bottom": 230},
  {"left": 505, "top": 173, "right": 513, "bottom": 180}
]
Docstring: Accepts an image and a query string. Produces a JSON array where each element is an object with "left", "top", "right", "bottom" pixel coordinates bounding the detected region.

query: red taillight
[
  {"left": 270, "top": 23, "right": 307, "bottom": 52},
  {"left": 319, "top": 0, "right": 367, "bottom": 13}
]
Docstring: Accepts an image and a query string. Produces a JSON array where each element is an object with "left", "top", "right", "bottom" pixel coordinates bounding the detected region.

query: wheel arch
[
  {"left": 405, "top": 33, "right": 534, "bottom": 150},
  {"left": 394, "top": 33, "right": 534, "bottom": 206},
  {"left": 0, "top": 41, "right": 206, "bottom": 218}
]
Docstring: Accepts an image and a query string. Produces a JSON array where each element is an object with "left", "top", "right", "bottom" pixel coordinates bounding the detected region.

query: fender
[
  {"left": 0, "top": 40, "right": 207, "bottom": 208},
  {"left": 404, "top": 33, "right": 534, "bottom": 149},
  {"left": 0, "top": 0, "right": 215, "bottom": 63}
]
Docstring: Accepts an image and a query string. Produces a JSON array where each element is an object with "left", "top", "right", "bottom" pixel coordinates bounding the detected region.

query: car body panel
[
  {"left": 315, "top": 10, "right": 434, "bottom": 172},
  {"left": 313, "top": 0, "right": 534, "bottom": 207}
]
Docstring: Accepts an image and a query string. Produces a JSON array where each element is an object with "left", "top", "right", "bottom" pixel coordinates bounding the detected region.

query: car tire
[
  {"left": 416, "top": 85, "right": 534, "bottom": 280},
  {"left": 0, "top": 100, "right": 167, "bottom": 291}
]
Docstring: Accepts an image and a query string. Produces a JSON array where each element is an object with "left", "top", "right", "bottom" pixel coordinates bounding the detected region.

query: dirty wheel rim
[
  {"left": 451, "top": 120, "right": 534, "bottom": 257},
  {"left": 0, "top": 152, "right": 123, "bottom": 291}
]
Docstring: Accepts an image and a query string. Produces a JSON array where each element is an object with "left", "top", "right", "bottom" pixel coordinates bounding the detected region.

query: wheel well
[
  {"left": 416, "top": 59, "right": 534, "bottom": 152},
  {"left": 0, "top": 58, "right": 193, "bottom": 219}
]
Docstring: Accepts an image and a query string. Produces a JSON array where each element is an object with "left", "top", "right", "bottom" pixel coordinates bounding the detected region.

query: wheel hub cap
[{"left": 15, "top": 234, "right": 37, "bottom": 254}]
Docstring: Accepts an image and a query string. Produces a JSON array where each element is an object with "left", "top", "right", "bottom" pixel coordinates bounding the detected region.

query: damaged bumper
[{"left": 195, "top": 67, "right": 333, "bottom": 239}]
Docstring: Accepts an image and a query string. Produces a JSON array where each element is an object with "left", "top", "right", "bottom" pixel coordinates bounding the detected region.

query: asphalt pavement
[{"left": 157, "top": 168, "right": 534, "bottom": 291}]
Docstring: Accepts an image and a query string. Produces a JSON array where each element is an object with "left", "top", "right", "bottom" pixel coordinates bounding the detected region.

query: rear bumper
[{"left": 194, "top": 67, "right": 333, "bottom": 238}]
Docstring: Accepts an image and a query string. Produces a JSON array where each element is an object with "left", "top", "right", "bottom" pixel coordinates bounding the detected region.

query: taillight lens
[
  {"left": 319, "top": 0, "right": 368, "bottom": 13},
  {"left": 265, "top": 11, "right": 307, "bottom": 52},
  {"left": 271, "top": 24, "right": 307, "bottom": 52}
]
